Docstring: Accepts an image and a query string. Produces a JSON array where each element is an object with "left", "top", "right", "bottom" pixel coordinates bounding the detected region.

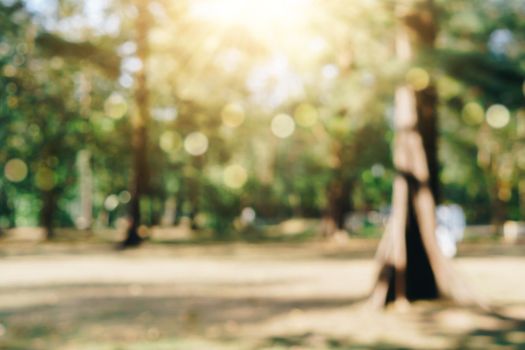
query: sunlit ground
[{"left": 0, "top": 235, "right": 524, "bottom": 350}]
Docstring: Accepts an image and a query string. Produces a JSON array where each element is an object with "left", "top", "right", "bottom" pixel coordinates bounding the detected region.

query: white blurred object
[
  {"left": 240, "top": 207, "right": 256, "bottom": 225},
  {"left": 436, "top": 204, "right": 466, "bottom": 258},
  {"left": 503, "top": 221, "right": 525, "bottom": 243}
]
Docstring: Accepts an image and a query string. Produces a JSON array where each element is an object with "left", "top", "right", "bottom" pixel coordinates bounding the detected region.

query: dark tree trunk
[
  {"left": 122, "top": 1, "right": 151, "bottom": 247},
  {"left": 370, "top": 0, "right": 474, "bottom": 307},
  {"left": 41, "top": 190, "right": 56, "bottom": 240},
  {"left": 188, "top": 173, "right": 200, "bottom": 231},
  {"left": 416, "top": 85, "right": 440, "bottom": 203},
  {"left": 174, "top": 181, "right": 185, "bottom": 226},
  {"left": 334, "top": 181, "right": 352, "bottom": 230},
  {"left": 323, "top": 178, "right": 352, "bottom": 237},
  {"left": 0, "top": 185, "right": 15, "bottom": 237}
]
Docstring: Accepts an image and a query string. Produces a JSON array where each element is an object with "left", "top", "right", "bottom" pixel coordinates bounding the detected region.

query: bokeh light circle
[
  {"left": 221, "top": 103, "right": 245, "bottom": 128},
  {"left": 184, "top": 132, "right": 209, "bottom": 156},
  {"left": 35, "top": 166, "right": 55, "bottom": 191},
  {"left": 4, "top": 158, "right": 28, "bottom": 183},
  {"left": 104, "top": 194, "right": 119, "bottom": 211},
  {"left": 119, "top": 190, "right": 132, "bottom": 204},
  {"left": 406, "top": 67, "right": 430, "bottom": 91},
  {"left": 462, "top": 102, "right": 484, "bottom": 125},
  {"left": 223, "top": 164, "right": 248, "bottom": 189},
  {"left": 159, "top": 131, "right": 182, "bottom": 153},
  {"left": 294, "top": 103, "right": 318, "bottom": 128},
  {"left": 104, "top": 93, "right": 128, "bottom": 119},
  {"left": 271, "top": 113, "right": 295, "bottom": 138},
  {"left": 486, "top": 104, "right": 510, "bottom": 129}
]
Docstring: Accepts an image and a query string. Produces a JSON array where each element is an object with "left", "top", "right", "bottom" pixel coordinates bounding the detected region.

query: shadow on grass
[
  {"left": 2, "top": 294, "right": 525, "bottom": 349},
  {"left": 262, "top": 333, "right": 423, "bottom": 349},
  {"left": 261, "top": 321, "right": 525, "bottom": 350},
  {"left": 456, "top": 243, "right": 525, "bottom": 258},
  {"left": 411, "top": 302, "right": 525, "bottom": 350},
  {"left": 0, "top": 289, "right": 365, "bottom": 349}
]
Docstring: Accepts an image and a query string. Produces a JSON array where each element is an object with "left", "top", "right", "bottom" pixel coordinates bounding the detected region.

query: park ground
[{"left": 1, "top": 237, "right": 525, "bottom": 350}]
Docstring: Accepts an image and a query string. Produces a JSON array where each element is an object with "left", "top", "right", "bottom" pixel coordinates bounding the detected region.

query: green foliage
[{"left": 1, "top": 0, "right": 524, "bottom": 237}]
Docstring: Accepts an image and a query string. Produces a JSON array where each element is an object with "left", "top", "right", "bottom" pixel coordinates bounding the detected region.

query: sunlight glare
[{"left": 189, "top": 0, "right": 312, "bottom": 35}]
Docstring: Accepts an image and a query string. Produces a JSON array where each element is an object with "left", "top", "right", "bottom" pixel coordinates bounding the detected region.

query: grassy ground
[{"left": 0, "top": 238, "right": 524, "bottom": 349}]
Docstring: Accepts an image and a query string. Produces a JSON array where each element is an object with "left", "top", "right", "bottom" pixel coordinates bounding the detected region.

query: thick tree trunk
[
  {"left": 122, "top": 1, "right": 151, "bottom": 247},
  {"left": 370, "top": 0, "right": 473, "bottom": 307},
  {"left": 416, "top": 85, "right": 439, "bottom": 202}
]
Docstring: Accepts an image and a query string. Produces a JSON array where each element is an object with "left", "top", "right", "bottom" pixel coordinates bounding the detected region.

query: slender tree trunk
[
  {"left": 41, "top": 190, "right": 56, "bottom": 240},
  {"left": 0, "top": 185, "right": 15, "bottom": 237},
  {"left": 122, "top": 1, "right": 151, "bottom": 247},
  {"left": 77, "top": 149, "right": 93, "bottom": 230},
  {"left": 188, "top": 173, "right": 200, "bottom": 231},
  {"left": 520, "top": 179, "right": 525, "bottom": 221},
  {"left": 491, "top": 181, "right": 507, "bottom": 235},
  {"left": 324, "top": 178, "right": 352, "bottom": 236},
  {"left": 370, "top": 0, "right": 474, "bottom": 307},
  {"left": 174, "top": 180, "right": 185, "bottom": 226}
]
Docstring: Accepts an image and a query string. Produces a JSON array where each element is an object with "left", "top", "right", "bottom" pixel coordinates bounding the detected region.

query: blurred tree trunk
[
  {"left": 322, "top": 140, "right": 353, "bottom": 237},
  {"left": 416, "top": 79, "right": 439, "bottom": 203},
  {"left": 188, "top": 158, "right": 203, "bottom": 231},
  {"left": 520, "top": 180, "right": 525, "bottom": 222},
  {"left": 77, "top": 150, "right": 93, "bottom": 230},
  {"left": 370, "top": 0, "right": 473, "bottom": 307},
  {"left": 122, "top": 1, "right": 151, "bottom": 247},
  {"left": 174, "top": 181, "right": 185, "bottom": 226},
  {"left": 323, "top": 178, "right": 352, "bottom": 237},
  {"left": 491, "top": 184, "right": 507, "bottom": 233},
  {"left": 0, "top": 185, "right": 15, "bottom": 237},
  {"left": 41, "top": 189, "right": 56, "bottom": 240}
]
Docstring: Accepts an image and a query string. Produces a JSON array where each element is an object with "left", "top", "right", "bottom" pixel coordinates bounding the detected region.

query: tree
[
  {"left": 438, "top": 0, "right": 525, "bottom": 229},
  {"left": 370, "top": 0, "right": 473, "bottom": 307},
  {"left": 122, "top": 0, "right": 152, "bottom": 247}
]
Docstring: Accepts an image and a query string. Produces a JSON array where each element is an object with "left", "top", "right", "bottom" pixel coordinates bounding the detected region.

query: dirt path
[{"left": 0, "top": 242, "right": 524, "bottom": 349}]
